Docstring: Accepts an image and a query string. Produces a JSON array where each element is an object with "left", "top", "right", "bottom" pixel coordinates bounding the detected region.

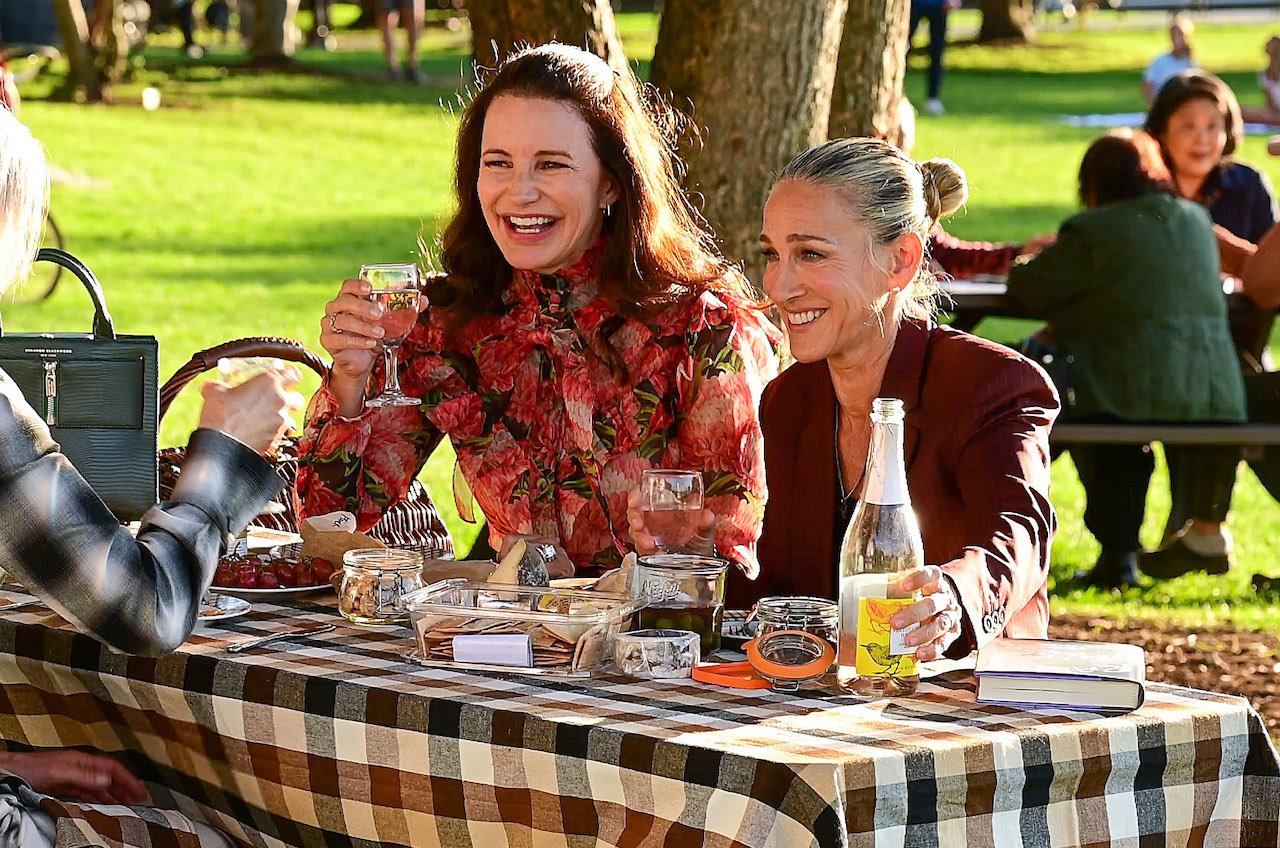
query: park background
[{"left": 6, "top": 1, "right": 1278, "bottom": 729}]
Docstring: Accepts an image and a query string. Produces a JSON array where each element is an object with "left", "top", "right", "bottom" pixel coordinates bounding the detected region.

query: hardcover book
[{"left": 975, "top": 638, "right": 1146, "bottom": 712}]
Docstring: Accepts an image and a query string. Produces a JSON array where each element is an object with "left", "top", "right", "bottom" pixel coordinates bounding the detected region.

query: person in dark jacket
[
  {"left": 1141, "top": 70, "right": 1278, "bottom": 577},
  {"left": 1007, "top": 129, "right": 1245, "bottom": 588}
]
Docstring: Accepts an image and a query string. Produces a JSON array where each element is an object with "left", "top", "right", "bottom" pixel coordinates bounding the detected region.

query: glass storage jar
[
  {"left": 634, "top": 554, "right": 727, "bottom": 654},
  {"left": 754, "top": 596, "right": 839, "bottom": 648},
  {"left": 339, "top": 549, "right": 424, "bottom": 625}
]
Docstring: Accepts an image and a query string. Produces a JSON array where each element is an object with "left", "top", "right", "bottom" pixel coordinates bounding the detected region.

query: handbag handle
[
  {"left": 159, "top": 336, "right": 328, "bottom": 420},
  {"left": 0, "top": 248, "right": 116, "bottom": 339}
]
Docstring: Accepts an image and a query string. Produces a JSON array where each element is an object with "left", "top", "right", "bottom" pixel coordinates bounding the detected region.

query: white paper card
[
  {"left": 452, "top": 633, "right": 533, "bottom": 667},
  {"left": 304, "top": 511, "right": 357, "bottom": 533}
]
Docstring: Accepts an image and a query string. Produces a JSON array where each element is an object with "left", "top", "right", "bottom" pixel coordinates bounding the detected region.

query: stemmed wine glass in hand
[{"left": 361, "top": 263, "right": 423, "bottom": 408}]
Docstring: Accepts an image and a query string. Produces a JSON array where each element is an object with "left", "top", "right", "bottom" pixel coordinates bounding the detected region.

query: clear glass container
[
  {"left": 405, "top": 580, "right": 642, "bottom": 677},
  {"left": 756, "top": 596, "right": 839, "bottom": 650},
  {"left": 634, "top": 554, "right": 727, "bottom": 654},
  {"left": 837, "top": 398, "right": 923, "bottom": 697},
  {"left": 339, "top": 549, "right": 424, "bottom": 625}
]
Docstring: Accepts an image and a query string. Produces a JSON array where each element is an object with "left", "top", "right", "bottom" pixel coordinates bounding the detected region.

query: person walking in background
[
  {"left": 909, "top": 0, "right": 959, "bottom": 117},
  {"left": 1143, "top": 14, "right": 1197, "bottom": 104},
  {"left": 379, "top": 0, "right": 425, "bottom": 83}
]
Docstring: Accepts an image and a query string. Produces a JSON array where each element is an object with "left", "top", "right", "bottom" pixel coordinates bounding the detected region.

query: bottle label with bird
[{"left": 854, "top": 597, "right": 919, "bottom": 677}]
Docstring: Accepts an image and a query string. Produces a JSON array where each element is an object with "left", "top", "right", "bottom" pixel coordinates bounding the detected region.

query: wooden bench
[{"left": 1051, "top": 423, "right": 1280, "bottom": 446}]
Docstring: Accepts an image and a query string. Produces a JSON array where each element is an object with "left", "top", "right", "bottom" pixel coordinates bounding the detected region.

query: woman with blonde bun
[{"left": 728, "top": 138, "right": 1059, "bottom": 663}]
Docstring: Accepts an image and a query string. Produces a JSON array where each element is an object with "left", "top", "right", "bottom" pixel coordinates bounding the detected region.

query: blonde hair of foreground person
[
  {"left": 774, "top": 137, "right": 968, "bottom": 322},
  {"left": 0, "top": 107, "right": 48, "bottom": 294}
]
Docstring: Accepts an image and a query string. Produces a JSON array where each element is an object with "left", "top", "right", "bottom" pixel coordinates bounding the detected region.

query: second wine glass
[
  {"left": 640, "top": 469, "right": 705, "bottom": 553},
  {"left": 362, "top": 263, "right": 422, "bottom": 408}
]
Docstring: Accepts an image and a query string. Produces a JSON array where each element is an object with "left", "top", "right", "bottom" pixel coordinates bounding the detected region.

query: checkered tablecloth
[{"left": 0, "top": 586, "right": 1276, "bottom": 848}]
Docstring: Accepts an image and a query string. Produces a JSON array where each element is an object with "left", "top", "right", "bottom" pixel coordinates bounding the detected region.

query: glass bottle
[{"left": 836, "top": 397, "right": 923, "bottom": 697}]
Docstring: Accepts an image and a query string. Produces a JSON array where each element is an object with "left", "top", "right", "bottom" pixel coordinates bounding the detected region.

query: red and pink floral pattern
[{"left": 297, "top": 244, "right": 780, "bottom": 575}]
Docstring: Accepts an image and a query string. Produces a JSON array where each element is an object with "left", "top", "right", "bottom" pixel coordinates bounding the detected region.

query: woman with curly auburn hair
[{"left": 299, "top": 43, "right": 779, "bottom": 577}]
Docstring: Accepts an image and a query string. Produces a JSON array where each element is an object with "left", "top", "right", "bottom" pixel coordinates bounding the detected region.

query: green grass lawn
[{"left": 9, "top": 9, "right": 1280, "bottom": 631}]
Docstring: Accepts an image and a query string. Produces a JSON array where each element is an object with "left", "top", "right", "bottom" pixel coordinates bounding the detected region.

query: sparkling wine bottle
[{"left": 836, "top": 397, "right": 923, "bottom": 697}]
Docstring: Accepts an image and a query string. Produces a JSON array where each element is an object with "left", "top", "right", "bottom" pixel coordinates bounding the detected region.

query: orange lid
[
  {"left": 745, "top": 630, "right": 835, "bottom": 681},
  {"left": 691, "top": 660, "right": 773, "bottom": 690}
]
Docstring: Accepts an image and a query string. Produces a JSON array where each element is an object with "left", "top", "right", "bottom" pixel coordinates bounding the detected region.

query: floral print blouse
[{"left": 296, "top": 243, "right": 780, "bottom": 576}]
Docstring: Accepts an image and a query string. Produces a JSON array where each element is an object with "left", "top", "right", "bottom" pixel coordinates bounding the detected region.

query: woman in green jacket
[{"left": 1006, "top": 129, "right": 1244, "bottom": 588}]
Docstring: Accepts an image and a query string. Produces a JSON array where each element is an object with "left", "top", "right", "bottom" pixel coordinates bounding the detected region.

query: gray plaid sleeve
[{"left": 0, "top": 372, "right": 279, "bottom": 655}]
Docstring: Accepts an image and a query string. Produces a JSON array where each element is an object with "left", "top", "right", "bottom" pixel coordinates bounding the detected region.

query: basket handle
[
  {"left": 159, "top": 336, "right": 328, "bottom": 421},
  {"left": 0, "top": 248, "right": 116, "bottom": 339}
]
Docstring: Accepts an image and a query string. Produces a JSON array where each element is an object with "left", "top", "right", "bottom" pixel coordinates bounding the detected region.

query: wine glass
[
  {"left": 640, "top": 469, "right": 705, "bottom": 553},
  {"left": 361, "top": 263, "right": 423, "bottom": 408}
]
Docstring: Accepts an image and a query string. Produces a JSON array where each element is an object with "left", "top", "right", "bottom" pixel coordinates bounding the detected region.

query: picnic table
[
  {"left": 939, "top": 277, "right": 1031, "bottom": 333},
  {"left": 1, "top": 585, "right": 1277, "bottom": 848}
]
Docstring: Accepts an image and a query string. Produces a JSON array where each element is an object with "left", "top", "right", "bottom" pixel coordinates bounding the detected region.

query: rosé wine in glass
[
  {"left": 372, "top": 289, "right": 419, "bottom": 342},
  {"left": 361, "top": 263, "right": 423, "bottom": 408},
  {"left": 640, "top": 469, "right": 705, "bottom": 554}
]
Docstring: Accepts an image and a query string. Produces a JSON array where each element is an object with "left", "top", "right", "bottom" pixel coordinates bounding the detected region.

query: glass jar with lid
[
  {"left": 754, "top": 596, "right": 839, "bottom": 648},
  {"left": 634, "top": 554, "right": 728, "bottom": 654},
  {"left": 339, "top": 549, "right": 424, "bottom": 625},
  {"left": 748, "top": 596, "right": 839, "bottom": 691}
]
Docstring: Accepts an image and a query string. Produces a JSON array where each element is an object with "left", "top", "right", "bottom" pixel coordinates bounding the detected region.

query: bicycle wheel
[{"left": 9, "top": 213, "right": 64, "bottom": 303}]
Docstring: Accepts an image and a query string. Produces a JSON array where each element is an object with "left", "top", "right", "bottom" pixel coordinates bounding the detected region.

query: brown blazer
[{"left": 728, "top": 320, "right": 1059, "bottom": 658}]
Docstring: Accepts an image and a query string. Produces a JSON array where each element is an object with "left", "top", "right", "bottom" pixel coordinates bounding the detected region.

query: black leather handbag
[{"left": 0, "top": 248, "right": 159, "bottom": 519}]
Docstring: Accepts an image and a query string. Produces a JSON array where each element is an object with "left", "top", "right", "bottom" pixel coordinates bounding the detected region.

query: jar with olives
[{"left": 634, "top": 555, "right": 727, "bottom": 654}]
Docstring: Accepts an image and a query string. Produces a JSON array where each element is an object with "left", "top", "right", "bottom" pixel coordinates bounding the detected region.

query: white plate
[{"left": 197, "top": 592, "right": 251, "bottom": 625}]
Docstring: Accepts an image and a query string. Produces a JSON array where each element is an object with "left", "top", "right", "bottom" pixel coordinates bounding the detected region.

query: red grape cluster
[{"left": 213, "top": 553, "right": 336, "bottom": 590}]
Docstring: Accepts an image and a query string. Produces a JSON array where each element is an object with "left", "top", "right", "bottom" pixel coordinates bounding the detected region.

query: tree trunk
[
  {"left": 247, "top": 0, "right": 300, "bottom": 66},
  {"left": 51, "top": 0, "right": 122, "bottom": 101},
  {"left": 467, "top": 0, "right": 628, "bottom": 74},
  {"left": 977, "top": 0, "right": 1035, "bottom": 44},
  {"left": 828, "top": 0, "right": 909, "bottom": 145},
  {"left": 650, "top": 0, "right": 848, "bottom": 286}
]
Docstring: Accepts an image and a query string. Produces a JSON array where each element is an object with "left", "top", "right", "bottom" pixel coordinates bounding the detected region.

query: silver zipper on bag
[{"left": 43, "top": 361, "right": 57, "bottom": 425}]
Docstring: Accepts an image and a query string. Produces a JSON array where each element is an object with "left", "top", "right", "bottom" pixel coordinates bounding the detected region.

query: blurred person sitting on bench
[{"left": 1006, "top": 129, "right": 1244, "bottom": 589}]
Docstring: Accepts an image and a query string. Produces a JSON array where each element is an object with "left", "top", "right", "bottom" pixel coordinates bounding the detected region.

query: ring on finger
[{"left": 328, "top": 312, "right": 343, "bottom": 334}]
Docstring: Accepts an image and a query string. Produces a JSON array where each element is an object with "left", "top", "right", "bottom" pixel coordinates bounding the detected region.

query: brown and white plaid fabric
[{"left": 0, "top": 587, "right": 1276, "bottom": 848}]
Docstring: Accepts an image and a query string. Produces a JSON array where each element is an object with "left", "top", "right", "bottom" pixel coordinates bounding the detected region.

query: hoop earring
[{"left": 603, "top": 203, "right": 613, "bottom": 218}]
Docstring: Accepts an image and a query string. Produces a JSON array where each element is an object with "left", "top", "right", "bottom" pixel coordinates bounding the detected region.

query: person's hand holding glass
[
  {"left": 320, "top": 263, "right": 425, "bottom": 416},
  {"left": 626, "top": 469, "right": 716, "bottom": 557}
]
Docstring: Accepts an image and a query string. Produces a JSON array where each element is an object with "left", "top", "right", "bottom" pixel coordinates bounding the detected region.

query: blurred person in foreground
[
  {"left": 631, "top": 138, "right": 1058, "bottom": 661},
  {"left": 1006, "top": 129, "right": 1244, "bottom": 589},
  {"left": 1141, "top": 70, "right": 1277, "bottom": 577},
  {"left": 0, "top": 108, "right": 301, "bottom": 846},
  {"left": 299, "top": 44, "right": 779, "bottom": 577}
]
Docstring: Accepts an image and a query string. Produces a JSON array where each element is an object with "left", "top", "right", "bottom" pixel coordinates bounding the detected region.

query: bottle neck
[{"left": 862, "top": 418, "right": 908, "bottom": 506}]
